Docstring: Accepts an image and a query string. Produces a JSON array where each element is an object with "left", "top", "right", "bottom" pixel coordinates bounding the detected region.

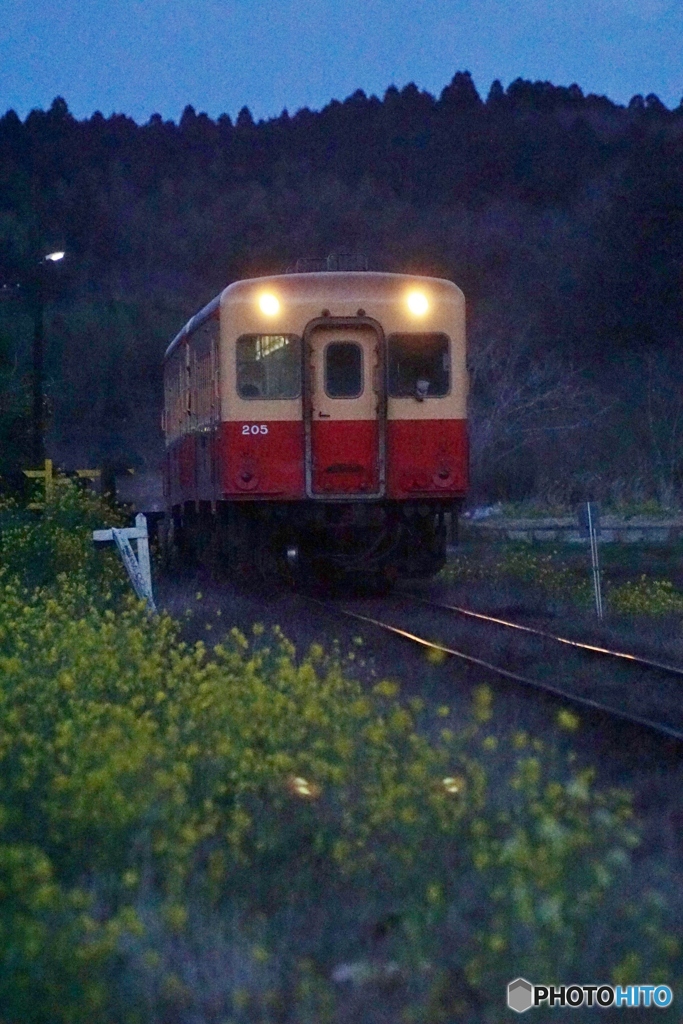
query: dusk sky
[{"left": 1, "top": 0, "right": 681, "bottom": 123}]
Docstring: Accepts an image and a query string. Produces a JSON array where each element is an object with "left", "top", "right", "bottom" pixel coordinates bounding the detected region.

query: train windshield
[
  {"left": 388, "top": 333, "right": 450, "bottom": 398},
  {"left": 236, "top": 334, "right": 301, "bottom": 399},
  {"left": 325, "top": 341, "right": 363, "bottom": 398}
]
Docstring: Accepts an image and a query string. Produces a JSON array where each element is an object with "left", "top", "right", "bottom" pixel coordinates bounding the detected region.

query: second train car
[{"left": 163, "top": 268, "right": 467, "bottom": 583}]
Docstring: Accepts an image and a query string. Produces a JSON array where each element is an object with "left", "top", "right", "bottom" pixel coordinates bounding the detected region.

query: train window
[
  {"left": 325, "top": 341, "right": 363, "bottom": 398},
  {"left": 193, "top": 338, "right": 213, "bottom": 428},
  {"left": 388, "top": 333, "right": 450, "bottom": 398},
  {"left": 236, "top": 334, "right": 301, "bottom": 399},
  {"left": 164, "top": 347, "right": 187, "bottom": 443}
]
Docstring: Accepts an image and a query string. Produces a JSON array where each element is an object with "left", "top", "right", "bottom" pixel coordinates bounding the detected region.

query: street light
[
  {"left": 0, "top": 248, "right": 65, "bottom": 467},
  {"left": 30, "top": 250, "right": 66, "bottom": 465}
]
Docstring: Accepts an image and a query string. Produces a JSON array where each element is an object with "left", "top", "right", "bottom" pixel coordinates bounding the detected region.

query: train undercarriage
[{"left": 166, "top": 498, "right": 461, "bottom": 587}]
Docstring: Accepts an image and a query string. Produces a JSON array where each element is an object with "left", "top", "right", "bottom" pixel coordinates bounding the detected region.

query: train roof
[
  {"left": 165, "top": 294, "right": 221, "bottom": 360},
  {"left": 164, "top": 271, "right": 462, "bottom": 360}
]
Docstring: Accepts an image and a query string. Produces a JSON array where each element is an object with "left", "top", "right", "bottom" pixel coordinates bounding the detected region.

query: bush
[
  {"left": 0, "top": 476, "right": 126, "bottom": 594},
  {"left": 0, "top": 487, "right": 679, "bottom": 1021},
  {"left": 442, "top": 546, "right": 683, "bottom": 619},
  {"left": 441, "top": 546, "right": 593, "bottom": 605},
  {"left": 607, "top": 576, "right": 683, "bottom": 616}
]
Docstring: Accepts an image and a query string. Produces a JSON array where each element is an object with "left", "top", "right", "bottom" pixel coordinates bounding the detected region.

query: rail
[
  {"left": 307, "top": 598, "right": 683, "bottom": 744},
  {"left": 412, "top": 597, "right": 683, "bottom": 678}
]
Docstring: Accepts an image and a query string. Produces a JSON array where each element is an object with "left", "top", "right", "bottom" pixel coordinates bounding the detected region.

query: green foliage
[
  {"left": 500, "top": 497, "right": 683, "bottom": 519},
  {"left": 442, "top": 545, "right": 683, "bottom": 618},
  {"left": 0, "top": 476, "right": 126, "bottom": 593},
  {"left": 607, "top": 576, "right": 683, "bottom": 616},
  {"left": 607, "top": 498, "right": 681, "bottom": 519},
  {"left": 0, "top": 839, "right": 133, "bottom": 1024},
  {"left": 0, "top": 488, "right": 679, "bottom": 1020},
  {"left": 441, "top": 546, "right": 593, "bottom": 605}
]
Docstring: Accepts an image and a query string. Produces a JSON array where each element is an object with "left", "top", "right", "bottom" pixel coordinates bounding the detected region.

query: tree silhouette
[{"left": 0, "top": 72, "right": 680, "bottom": 498}]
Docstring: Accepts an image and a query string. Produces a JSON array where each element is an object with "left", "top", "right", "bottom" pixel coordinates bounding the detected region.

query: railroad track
[
  {"left": 307, "top": 595, "right": 683, "bottom": 744},
  {"left": 412, "top": 595, "right": 683, "bottom": 678}
]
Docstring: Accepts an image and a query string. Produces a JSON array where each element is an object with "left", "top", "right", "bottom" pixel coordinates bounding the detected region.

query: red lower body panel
[
  {"left": 164, "top": 417, "right": 467, "bottom": 506},
  {"left": 386, "top": 419, "right": 468, "bottom": 499},
  {"left": 311, "top": 419, "right": 379, "bottom": 494},
  {"left": 165, "top": 422, "right": 304, "bottom": 504},
  {"left": 219, "top": 420, "right": 304, "bottom": 498}
]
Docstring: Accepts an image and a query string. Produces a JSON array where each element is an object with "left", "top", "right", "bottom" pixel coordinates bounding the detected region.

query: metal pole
[
  {"left": 587, "top": 503, "right": 603, "bottom": 619},
  {"left": 30, "top": 272, "right": 45, "bottom": 466}
]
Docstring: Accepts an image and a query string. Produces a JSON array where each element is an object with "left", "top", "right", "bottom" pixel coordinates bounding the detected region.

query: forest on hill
[{"left": 0, "top": 72, "right": 682, "bottom": 502}]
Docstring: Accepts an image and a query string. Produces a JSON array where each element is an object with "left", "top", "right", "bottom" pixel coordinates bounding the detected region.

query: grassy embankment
[
  {"left": 441, "top": 538, "right": 683, "bottom": 617},
  {"left": 0, "top": 482, "right": 680, "bottom": 1023}
]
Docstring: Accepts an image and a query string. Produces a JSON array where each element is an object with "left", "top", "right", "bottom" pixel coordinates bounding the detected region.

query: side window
[
  {"left": 325, "top": 341, "right": 363, "bottom": 398},
  {"left": 191, "top": 317, "right": 219, "bottom": 428},
  {"left": 236, "top": 335, "right": 301, "bottom": 399},
  {"left": 388, "top": 333, "right": 450, "bottom": 398},
  {"left": 164, "top": 348, "right": 187, "bottom": 443}
]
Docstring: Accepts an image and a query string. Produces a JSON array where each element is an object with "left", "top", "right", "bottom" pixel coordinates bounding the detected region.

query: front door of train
[{"left": 304, "top": 319, "right": 385, "bottom": 497}]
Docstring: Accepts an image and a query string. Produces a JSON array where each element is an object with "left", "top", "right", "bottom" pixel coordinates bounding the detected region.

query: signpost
[
  {"left": 75, "top": 468, "right": 101, "bottom": 485},
  {"left": 23, "top": 458, "right": 55, "bottom": 508},
  {"left": 578, "top": 501, "right": 603, "bottom": 619},
  {"left": 93, "top": 513, "right": 156, "bottom": 613}
]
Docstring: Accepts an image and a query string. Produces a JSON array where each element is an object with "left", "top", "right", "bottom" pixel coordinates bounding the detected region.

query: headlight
[
  {"left": 406, "top": 290, "right": 429, "bottom": 315},
  {"left": 259, "top": 293, "right": 280, "bottom": 316}
]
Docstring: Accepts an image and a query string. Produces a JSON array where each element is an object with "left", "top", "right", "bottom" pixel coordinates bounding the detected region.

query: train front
[{"left": 215, "top": 270, "right": 467, "bottom": 582}]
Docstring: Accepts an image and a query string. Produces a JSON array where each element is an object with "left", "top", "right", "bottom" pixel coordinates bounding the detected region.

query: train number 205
[{"left": 242, "top": 424, "right": 269, "bottom": 435}]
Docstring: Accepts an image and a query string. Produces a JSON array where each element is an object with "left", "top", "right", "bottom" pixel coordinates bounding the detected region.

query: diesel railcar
[{"left": 163, "top": 269, "right": 467, "bottom": 583}]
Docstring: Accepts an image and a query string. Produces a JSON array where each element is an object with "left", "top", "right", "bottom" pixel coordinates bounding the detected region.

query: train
[{"left": 162, "top": 261, "right": 468, "bottom": 585}]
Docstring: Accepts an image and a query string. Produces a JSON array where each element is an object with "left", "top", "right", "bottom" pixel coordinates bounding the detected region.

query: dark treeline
[{"left": 1, "top": 73, "right": 682, "bottom": 501}]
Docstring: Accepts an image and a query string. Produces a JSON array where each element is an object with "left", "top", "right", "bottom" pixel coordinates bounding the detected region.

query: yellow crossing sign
[
  {"left": 23, "top": 460, "right": 101, "bottom": 508},
  {"left": 23, "top": 458, "right": 54, "bottom": 508}
]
